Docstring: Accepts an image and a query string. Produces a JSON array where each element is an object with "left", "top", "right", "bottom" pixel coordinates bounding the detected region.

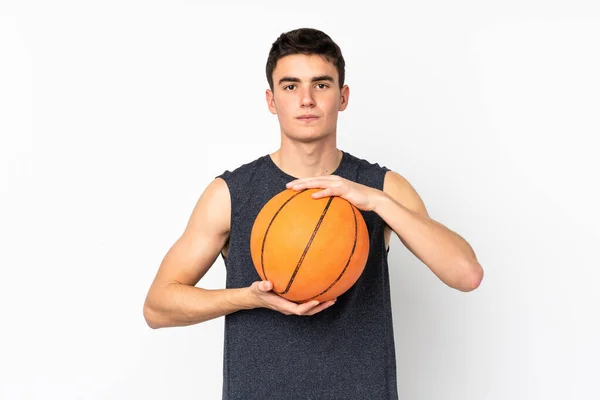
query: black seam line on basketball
[
  {"left": 261, "top": 189, "right": 307, "bottom": 282},
  {"left": 277, "top": 196, "right": 335, "bottom": 295},
  {"left": 296, "top": 200, "right": 358, "bottom": 302}
]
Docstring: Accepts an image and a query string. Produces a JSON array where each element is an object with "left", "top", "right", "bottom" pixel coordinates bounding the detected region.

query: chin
[
  {"left": 284, "top": 129, "right": 331, "bottom": 143},
  {"left": 288, "top": 134, "right": 328, "bottom": 144}
]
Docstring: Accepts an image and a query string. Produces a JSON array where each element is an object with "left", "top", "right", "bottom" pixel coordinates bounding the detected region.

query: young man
[{"left": 143, "top": 28, "right": 483, "bottom": 399}]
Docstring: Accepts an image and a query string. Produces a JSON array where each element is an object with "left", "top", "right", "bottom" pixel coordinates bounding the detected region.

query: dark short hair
[{"left": 266, "top": 28, "right": 345, "bottom": 91}]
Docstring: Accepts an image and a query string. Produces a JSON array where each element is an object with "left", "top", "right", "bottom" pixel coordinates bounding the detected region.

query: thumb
[{"left": 258, "top": 280, "right": 273, "bottom": 292}]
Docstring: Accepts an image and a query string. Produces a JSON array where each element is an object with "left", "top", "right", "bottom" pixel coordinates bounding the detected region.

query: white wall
[{"left": 1, "top": 1, "right": 598, "bottom": 399}]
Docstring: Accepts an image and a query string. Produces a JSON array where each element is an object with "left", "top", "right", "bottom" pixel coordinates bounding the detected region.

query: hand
[
  {"left": 248, "top": 281, "right": 336, "bottom": 316},
  {"left": 286, "top": 175, "right": 382, "bottom": 211}
]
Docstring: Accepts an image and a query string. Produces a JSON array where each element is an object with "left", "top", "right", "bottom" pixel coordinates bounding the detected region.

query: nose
[{"left": 300, "top": 88, "right": 316, "bottom": 108}]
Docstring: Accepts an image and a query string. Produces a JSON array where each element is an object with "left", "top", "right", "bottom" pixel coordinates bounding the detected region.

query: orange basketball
[{"left": 250, "top": 188, "right": 369, "bottom": 303}]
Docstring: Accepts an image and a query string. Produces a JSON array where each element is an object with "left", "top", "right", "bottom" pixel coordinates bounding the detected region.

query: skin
[{"left": 143, "top": 54, "right": 484, "bottom": 329}]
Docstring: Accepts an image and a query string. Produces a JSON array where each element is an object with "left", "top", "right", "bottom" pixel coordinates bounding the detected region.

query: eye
[
  {"left": 316, "top": 83, "right": 329, "bottom": 89},
  {"left": 283, "top": 84, "right": 296, "bottom": 90}
]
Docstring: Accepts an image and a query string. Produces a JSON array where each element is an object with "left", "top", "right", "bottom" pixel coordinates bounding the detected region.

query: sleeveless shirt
[{"left": 216, "top": 150, "right": 398, "bottom": 400}]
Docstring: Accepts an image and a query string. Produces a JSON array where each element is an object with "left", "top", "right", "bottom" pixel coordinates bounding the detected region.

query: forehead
[{"left": 272, "top": 54, "right": 338, "bottom": 82}]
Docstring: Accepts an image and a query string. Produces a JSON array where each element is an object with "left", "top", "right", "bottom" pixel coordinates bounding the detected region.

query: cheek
[
  {"left": 275, "top": 99, "right": 294, "bottom": 117},
  {"left": 324, "top": 104, "right": 340, "bottom": 120},
  {"left": 324, "top": 95, "right": 340, "bottom": 112}
]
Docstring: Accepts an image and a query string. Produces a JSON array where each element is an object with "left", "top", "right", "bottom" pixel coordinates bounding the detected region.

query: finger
[
  {"left": 268, "top": 294, "right": 299, "bottom": 310},
  {"left": 291, "top": 300, "right": 320, "bottom": 315},
  {"left": 311, "top": 187, "right": 340, "bottom": 199},
  {"left": 286, "top": 176, "right": 337, "bottom": 188},
  {"left": 288, "top": 179, "right": 337, "bottom": 190},
  {"left": 304, "top": 300, "right": 337, "bottom": 315},
  {"left": 261, "top": 292, "right": 305, "bottom": 312}
]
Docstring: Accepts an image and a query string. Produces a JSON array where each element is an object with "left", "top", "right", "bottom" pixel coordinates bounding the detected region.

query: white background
[{"left": 1, "top": 1, "right": 599, "bottom": 399}]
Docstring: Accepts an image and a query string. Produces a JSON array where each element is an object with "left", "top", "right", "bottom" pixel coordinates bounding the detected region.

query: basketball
[{"left": 250, "top": 188, "right": 370, "bottom": 303}]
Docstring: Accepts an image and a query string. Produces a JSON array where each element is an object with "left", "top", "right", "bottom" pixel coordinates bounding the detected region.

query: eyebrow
[{"left": 277, "top": 75, "right": 335, "bottom": 85}]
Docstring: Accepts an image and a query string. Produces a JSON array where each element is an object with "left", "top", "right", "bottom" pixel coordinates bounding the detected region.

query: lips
[{"left": 297, "top": 115, "right": 319, "bottom": 120}]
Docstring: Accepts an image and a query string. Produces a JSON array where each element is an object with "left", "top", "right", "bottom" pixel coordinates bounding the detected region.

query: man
[{"left": 143, "top": 27, "right": 483, "bottom": 399}]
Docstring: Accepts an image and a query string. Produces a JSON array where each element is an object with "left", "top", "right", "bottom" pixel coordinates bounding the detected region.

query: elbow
[
  {"left": 143, "top": 302, "right": 164, "bottom": 329},
  {"left": 456, "top": 262, "right": 484, "bottom": 292}
]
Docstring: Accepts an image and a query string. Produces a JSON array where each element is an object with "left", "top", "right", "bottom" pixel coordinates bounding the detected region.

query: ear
[
  {"left": 339, "top": 85, "right": 349, "bottom": 111},
  {"left": 266, "top": 89, "right": 277, "bottom": 115}
]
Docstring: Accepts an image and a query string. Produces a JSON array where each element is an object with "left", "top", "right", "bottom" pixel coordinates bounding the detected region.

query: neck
[{"left": 270, "top": 136, "right": 342, "bottom": 179}]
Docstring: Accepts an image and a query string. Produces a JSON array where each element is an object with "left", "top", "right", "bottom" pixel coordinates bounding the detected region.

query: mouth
[{"left": 297, "top": 115, "right": 320, "bottom": 122}]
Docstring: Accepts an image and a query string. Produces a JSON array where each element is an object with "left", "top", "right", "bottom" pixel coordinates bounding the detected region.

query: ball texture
[{"left": 250, "top": 188, "right": 370, "bottom": 303}]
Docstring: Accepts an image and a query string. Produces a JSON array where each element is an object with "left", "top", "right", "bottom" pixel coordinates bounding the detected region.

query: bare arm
[
  {"left": 379, "top": 171, "right": 484, "bottom": 292},
  {"left": 143, "top": 178, "right": 334, "bottom": 329},
  {"left": 285, "top": 171, "right": 484, "bottom": 292}
]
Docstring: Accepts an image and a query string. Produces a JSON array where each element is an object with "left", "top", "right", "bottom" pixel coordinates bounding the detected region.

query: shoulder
[
  {"left": 217, "top": 154, "right": 268, "bottom": 186},
  {"left": 225, "top": 154, "right": 267, "bottom": 173},
  {"left": 214, "top": 153, "right": 271, "bottom": 213},
  {"left": 344, "top": 151, "right": 428, "bottom": 217},
  {"left": 382, "top": 170, "right": 429, "bottom": 217},
  {"left": 343, "top": 151, "right": 390, "bottom": 189},
  {"left": 344, "top": 151, "right": 389, "bottom": 171},
  {"left": 186, "top": 176, "right": 231, "bottom": 236}
]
